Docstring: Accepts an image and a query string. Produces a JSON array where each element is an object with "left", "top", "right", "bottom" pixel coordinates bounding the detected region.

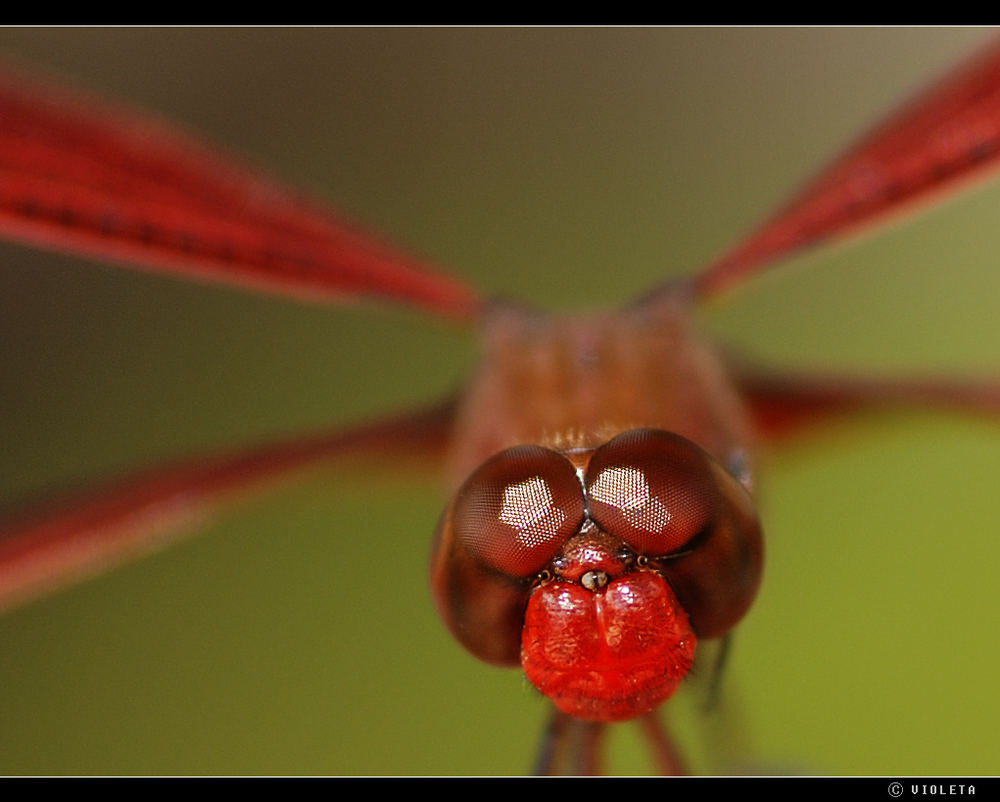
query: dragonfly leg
[
  {"left": 533, "top": 709, "right": 605, "bottom": 775},
  {"left": 533, "top": 708, "right": 567, "bottom": 775},
  {"left": 638, "top": 711, "right": 688, "bottom": 776},
  {"left": 703, "top": 633, "right": 733, "bottom": 714}
]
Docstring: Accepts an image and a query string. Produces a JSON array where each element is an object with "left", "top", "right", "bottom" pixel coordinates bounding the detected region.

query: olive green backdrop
[{"left": 0, "top": 27, "right": 997, "bottom": 775}]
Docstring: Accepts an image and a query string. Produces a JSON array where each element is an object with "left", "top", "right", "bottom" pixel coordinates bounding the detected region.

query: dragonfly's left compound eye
[
  {"left": 583, "top": 428, "right": 763, "bottom": 640},
  {"left": 452, "top": 445, "right": 585, "bottom": 577},
  {"left": 585, "top": 428, "right": 718, "bottom": 557}
]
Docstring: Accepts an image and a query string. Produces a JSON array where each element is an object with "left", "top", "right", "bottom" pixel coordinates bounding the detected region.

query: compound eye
[
  {"left": 585, "top": 429, "right": 718, "bottom": 557},
  {"left": 452, "top": 445, "right": 585, "bottom": 577}
]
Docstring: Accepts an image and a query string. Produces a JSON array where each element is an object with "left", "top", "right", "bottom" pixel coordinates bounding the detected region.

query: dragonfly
[{"left": 1, "top": 28, "right": 1000, "bottom": 775}]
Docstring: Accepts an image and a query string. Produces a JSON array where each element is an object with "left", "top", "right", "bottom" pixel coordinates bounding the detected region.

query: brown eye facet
[
  {"left": 585, "top": 429, "right": 717, "bottom": 557},
  {"left": 452, "top": 445, "right": 585, "bottom": 577}
]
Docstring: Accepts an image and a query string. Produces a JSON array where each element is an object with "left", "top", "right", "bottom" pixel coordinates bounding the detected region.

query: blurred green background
[{"left": 0, "top": 27, "right": 998, "bottom": 775}]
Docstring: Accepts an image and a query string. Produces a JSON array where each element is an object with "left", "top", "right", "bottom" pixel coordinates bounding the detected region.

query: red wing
[
  {"left": 0, "top": 399, "right": 457, "bottom": 615},
  {"left": 685, "top": 39, "right": 1000, "bottom": 301},
  {"left": 0, "top": 67, "right": 484, "bottom": 322},
  {"left": 731, "top": 359, "right": 1000, "bottom": 442}
]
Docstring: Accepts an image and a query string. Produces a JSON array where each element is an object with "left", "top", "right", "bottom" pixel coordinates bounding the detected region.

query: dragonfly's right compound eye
[{"left": 452, "top": 445, "right": 586, "bottom": 577}]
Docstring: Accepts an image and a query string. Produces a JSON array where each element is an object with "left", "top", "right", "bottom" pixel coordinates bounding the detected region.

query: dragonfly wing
[
  {"left": 730, "top": 358, "right": 1000, "bottom": 441},
  {"left": 0, "top": 397, "right": 457, "bottom": 615},
  {"left": 679, "top": 39, "right": 1000, "bottom": 302},
  {"left": 0, "top": 67, "right": 484, "bottom": 322}
]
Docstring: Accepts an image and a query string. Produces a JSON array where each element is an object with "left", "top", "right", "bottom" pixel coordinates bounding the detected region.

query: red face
[{"left": 430, "top": 428, "right": 764, "bottom": 722}]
